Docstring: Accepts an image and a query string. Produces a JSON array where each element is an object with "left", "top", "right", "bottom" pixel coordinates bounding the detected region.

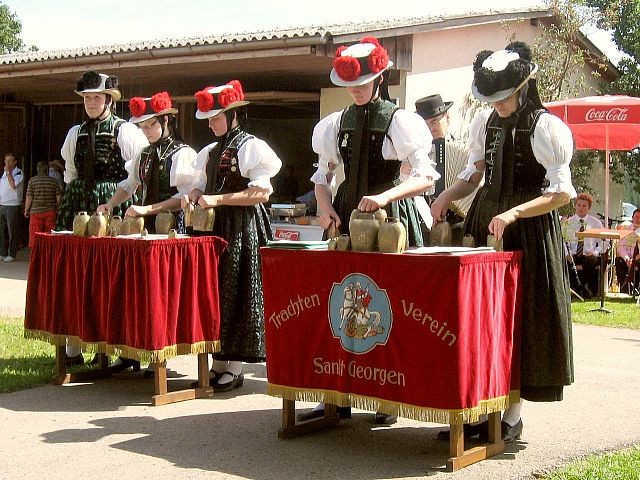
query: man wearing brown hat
[{"left": 413, "top": 95, "right": 474, "bottom": 243}]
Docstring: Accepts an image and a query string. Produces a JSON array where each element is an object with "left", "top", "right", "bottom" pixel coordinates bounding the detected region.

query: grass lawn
[
  {"left": 543, "top": 445, "right": 640, "bottom": 480},
  {"left": 571, "top": 295, "right": 640, "bottom": 329}
]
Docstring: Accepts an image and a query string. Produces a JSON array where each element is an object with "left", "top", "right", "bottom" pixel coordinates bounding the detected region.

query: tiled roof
[{"left": 1, "top": 6, "right": 550, "bottom": 65}]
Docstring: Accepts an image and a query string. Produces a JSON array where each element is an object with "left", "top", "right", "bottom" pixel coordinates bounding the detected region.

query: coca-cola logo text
[
  {"left": 275, "top": 229, "right": 300, "bottom": 240},
  {"left": 585, "top": 107, "right": 629, "bottom": 122}
]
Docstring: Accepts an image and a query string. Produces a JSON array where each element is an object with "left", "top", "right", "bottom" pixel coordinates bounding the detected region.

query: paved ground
[{"left": 1, "top": 248, "right": 639, "bottom": 480}]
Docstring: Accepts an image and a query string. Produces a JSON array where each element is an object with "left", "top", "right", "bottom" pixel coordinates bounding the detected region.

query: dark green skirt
[
  {"left": 56, "top": 178, "right": 134, "bottom": 230},
  {"left": 464, "top": 186, "right": 573, "bottom": 402},
  {"left": 333, "top": 180, "right": 424, "bottom": 247},
  {"left": 205, "top": 203, "right": 272, "bottom": 363}
]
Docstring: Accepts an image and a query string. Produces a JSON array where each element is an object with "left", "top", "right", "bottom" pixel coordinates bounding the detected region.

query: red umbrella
[{"left": 545, "top": 95, "right": 640, "bottom": 227}]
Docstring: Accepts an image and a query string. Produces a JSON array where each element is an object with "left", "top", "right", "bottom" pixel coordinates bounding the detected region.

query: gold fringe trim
[
  {"left": 268, "top": 384, "right": 520, "bottom": 424},
  {"left": 24, "top": 329, "right": 220, "bottom": 363}
]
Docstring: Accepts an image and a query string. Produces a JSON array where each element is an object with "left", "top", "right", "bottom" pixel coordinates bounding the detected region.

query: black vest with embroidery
[
  {"left": 205, "top": 129, "right": 252, "bottom": 195},
  {"left": 74, "top": 115, "right": 127, "bottom": 182},
  {"left": 338, "top": 98, "right": 400, "bottom": 190},
  {"left": 484, "top": 102, "right": 549, "bottom": 193},
  {"left": 138, "top": 137, "right": 185, "bottom": 205}
]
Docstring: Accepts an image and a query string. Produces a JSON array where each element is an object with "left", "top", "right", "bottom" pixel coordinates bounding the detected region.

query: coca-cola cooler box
[{"left": 270, "top": 223, "right": 324, "bottom": 241}]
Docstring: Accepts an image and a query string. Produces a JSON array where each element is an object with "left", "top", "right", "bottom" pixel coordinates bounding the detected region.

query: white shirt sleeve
[
  {"left": 116, "top": 152, "right": 142, "bottom": 195},
  {"left": 61, "top": 126, "right": 80, "bottom": 184},
  {"left": 457, "top": 109, "right": 491, "bottom": 181},
  {"left": 385, "top": 109, "right": 438, "bottom": 182},
  {"left": 238, "top": 137, "right": 283, "bottom": 193},
  {"left": 117, "top": 122, "right": 149, "bottom": 176},
  {"left": 310, "top": 111, "right": 343, "bottom": 186},
  {"left": 171, "top": 146, "right": 199, "bottom": 198},
  {"left": 532, "top": 113, "right": 576, "bottom": 198},
  {"left": 191, "top": 144, "right": 214, "bottom": 193}
]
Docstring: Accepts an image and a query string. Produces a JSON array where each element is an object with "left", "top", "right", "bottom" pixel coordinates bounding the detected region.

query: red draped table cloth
[
  {"left": 24, "top": 233, "right": 226, "bottom": 405},
  {"left": 261, "top": 248, "right": 522, "bottom": 470}
]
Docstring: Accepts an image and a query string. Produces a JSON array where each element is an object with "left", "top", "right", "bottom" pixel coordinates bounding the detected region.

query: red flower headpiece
[
  {"left": 218, "top": 80, "right": 244, "bottom": 107},
  {"left": 129, "top": 97, "right": 147, "bottom": 118},
  {"left": 150, "top": 91, "right": 172, "bottom": 112},
  {"left": 333, "top": 36, "right": 389, "bottom": 82},
  {"left": 195, "top": 86, "right": 216, "bottom": 113},
  {"left": 195, "top": 80, "right": 245, "bottom": 113},
  {"left": 129, "top": 91, "right": 174, "bottom": 118}
]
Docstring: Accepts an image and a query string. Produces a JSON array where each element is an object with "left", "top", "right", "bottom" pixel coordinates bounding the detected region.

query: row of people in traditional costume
[
  {"left": 56, "top": 35, "right": 576, "bottom": 442},
  {"left": 57, "top": 73, "right": 281, "bottom": 390}
]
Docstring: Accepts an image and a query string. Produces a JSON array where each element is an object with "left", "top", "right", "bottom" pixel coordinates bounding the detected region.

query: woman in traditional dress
[
  {"left": 183, "top": 80, "right": 281, "bottom": 392},
  {"left": 298, "top": 36, "right": 437, "bottom": 424},
  {"left": 431, "top": 41, "right": 575, "bottom": 442},
  {"left": 58, "top": 71, "right": 148, "bottom": 366},
  {"left": 57, "top": 71, "right": 148, "bottom": 230},
  {"left": 98, "top": 91, "right": 197, "bottom": 234},
  {"left": 311, "top": 36, "right": 436, "bottom": 243},
  {"left": 96, "top": 91, "right": 199, "bottom": 373}
]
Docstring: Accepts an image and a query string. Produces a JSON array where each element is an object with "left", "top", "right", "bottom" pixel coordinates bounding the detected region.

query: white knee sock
[
  {"left": 211, "top": 359, "right": 229, "bottom": 374},
  {"left": 502, "top": 401, "right": 522, "bottom": 426},
  {"left": 217, "top": 361, "right": 242, "bottom": 385},
  {"left": 66, "top": 345, "right": 81, "bottom": 357}
]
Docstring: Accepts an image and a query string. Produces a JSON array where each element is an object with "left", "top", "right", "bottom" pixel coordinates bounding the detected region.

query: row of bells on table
[
  {"left": 430, "top": 221, "right": 503, "bottom": 251},
  {"left": 71, "top": 204, "right": 216, "bottom": 238},
  {"left": 326, "top": 210, "right": 504, "bottom": 253},
  {"left": 327, "top": 209, "right": 408, "bottom": 253}
]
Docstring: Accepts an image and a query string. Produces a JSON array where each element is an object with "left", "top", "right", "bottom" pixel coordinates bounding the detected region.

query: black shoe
[
  {"left": 65, "top": 354, "right": 84, "bottom": 367},
  {"left": 212, "top": 372, "right": 244, "bottom": 392},
  {"left": 189, "top": 370, "right": 224, "bottom": 388},
  {"left": 89, "top": 354, "right": 104, "bottom": 365},
  {"left": 296, "top": 406, "right": 351, "bottom": 422},
  {"left": 437, "top": 420, "right": 489, "bottom": 440},
  {"left": 110, "top": 357, "right": 141, "bottom": 373},
  {"left": 501, "top": 419, "right": 523, "bottom": 443},
  {"left": 374, "top": 412, "right": 397, "bottom": 425}
]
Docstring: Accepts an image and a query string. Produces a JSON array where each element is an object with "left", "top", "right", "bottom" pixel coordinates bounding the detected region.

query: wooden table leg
[
  {"left": 151, "top": 354, "right": 213, "bottom": 406},
  {"left": 53, "top": 348, "right": 111, "bottom": 385},
  {"left": 278, "top": 400, "right": 340, "bottom": 439},
  {"left": 446, "top": 412, "right": 506, "bottom": 472}
]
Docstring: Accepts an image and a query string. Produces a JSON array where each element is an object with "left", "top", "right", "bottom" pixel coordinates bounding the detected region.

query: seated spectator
[
  {"left": 615, "top": 208, "right": 640, "bottom": 294},
  {"left": 24, "top": 161, "right": 63, "bottom": 248},
  {"left": 563, "top": 193, "right": 604, "bottom": 297}
]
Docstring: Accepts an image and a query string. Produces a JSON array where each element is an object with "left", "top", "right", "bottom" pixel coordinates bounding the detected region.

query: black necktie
[
  {"left": 487, "top": 114, "right": 517, "bottom": 202},
  {"left": 576, "top": 219, "right": 586, "bottom": 256},
  {"left": 344, "top": 105, "right": 369, "bottom": 222},
  {"left": 432, "top": 137, "right": 446, "bottom": 197},
  {"left": 84, "top": 119, "right": 97, "bottom": 189}
]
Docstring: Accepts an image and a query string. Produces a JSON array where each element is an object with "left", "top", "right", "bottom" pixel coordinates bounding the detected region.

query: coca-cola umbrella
[{"left": 545, "top": 95, "right": 640, "bottom": 227}]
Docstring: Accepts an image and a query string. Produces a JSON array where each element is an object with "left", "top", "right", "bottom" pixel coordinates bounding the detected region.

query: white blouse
[
  {"left": 61, "top": 119, "right": 149, "bottom": 184},
  {"left": 117, "top": 145, "right": 199, "bottom": 199},
  {"left": 310, "top": 108, "right": 439, "bottom": 187},
  {"left": 458, "top": 109, "right": 577, "bottom": 198},
  {"left": 191, "top": 136, "right": 282, "bottom": 194}
]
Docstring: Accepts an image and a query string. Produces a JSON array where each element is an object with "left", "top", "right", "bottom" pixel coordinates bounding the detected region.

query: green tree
[
  {"left": 585, "top": 0, "right": 640, "bottom": 95},
  {"left": 583, "top": 0, "right": 640, "bottom": 204},
  {"left": 0, "top": 2, "right": 26, "bottom": 54}
]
